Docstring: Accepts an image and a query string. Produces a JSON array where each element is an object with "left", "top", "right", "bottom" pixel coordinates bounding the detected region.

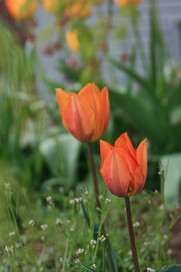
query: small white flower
[
  {"left": 90, "top": 240, "right": 97, "bottom": 248},
  {"left": 29, "top": 219, "right": 35, "bottom": 226},
  {"left": 69, "top": 197, "right": 82, "bottom": 205},
  {"left": 90, "top": 240, "right": 97, "bottom": 245},
  {"left": 5, "top": 245, "right": 13, "bottom": 256},
  {"left": 159, "top": 205, "right": 164, "bottom": 211},
  {"left": 46, "top": 196, "right": 52, "bottom": 202},
  {"left": 105, "top": 198, "right": 112, "bottom": 203},
  {"left": 146, "top": 268, "right": 155, "bottom": 272},
  {"left": 158, "top": 167, "right": 164, "bottom": 175},
  {"left": 69, "top": 199, "right": 75, "bottom": 205},
  {"left": 167, "top": 249, "right": 172, "bottom": 255},
  {"left": 74, "top": 259, "right": 80, "bottom": 263},
  {"left": 99, "top": 194, "right": 104, "bottom": 200},
  {"left": 163, "top": 234, "right": 168, "bottom": 240},
  {"left": 41, "top": 224, "right": 48, "bottom": 231},
  {"left": 76, "top": 248, "right": 84, "bottom": 255},
  {"left": 144, "top": 241, "right": 151, "bottom": 246},
  {"left": 99, "top": 235, "right": 106, "bottom": 242},
  {"left": 46, "top": 196, "right": 53, "bottom": 206},
  {"left": 133, "top": 221, "right": 140, "bottom": 228},
  {"left": 92, "top": 264, "right": 97, "bottom": 269},
  {"left": 9, "top": 232, "right": 15, "bottom": 236},
  {"left": 56, "top": 218, "right": 63, "bottom": 225}
]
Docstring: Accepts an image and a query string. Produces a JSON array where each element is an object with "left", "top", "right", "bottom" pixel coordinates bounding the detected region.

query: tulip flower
[
  {"left": 100, "top": 133, "right": 147, "bottom": 197},
  {"left": 115, "top": 0, "right": 141, "bottom": 6},
  {"left": 5, "top": 0, "right": 36, "bottom": 20},
  {"left": 56, "top": 83, "right": 110, "bottom": 142},
  {"left": 64, "top": 1, "right": 92, "bottom": 18},
  {"left": 42, "top": 0, "right": 61, "bottom": 13},
  {"left": 66, "top": 30, "right": 79, "bottom": 52}
]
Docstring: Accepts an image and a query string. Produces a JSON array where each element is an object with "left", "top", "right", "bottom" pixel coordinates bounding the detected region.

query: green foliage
[
  {"left": 160, "top": 154, "right": 181, "bottom": 207},
  {"left": 0, "top": 186, "right": 179, "bottom": 271},
  {"left": 156, "top": 265, "right": 181, "bottom": 272},
  {"left": 109, "top": 0, "right": 181, "bottom": 155},
  {"left": 40, "top": 133, "right": 81, "bottom": 190},
  {"left": 108, "top": 1, "right": 181, "bottom": 204}
]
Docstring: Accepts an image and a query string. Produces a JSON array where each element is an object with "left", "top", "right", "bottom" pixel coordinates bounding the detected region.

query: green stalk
[
  {"left": 125, "top": 197, "right": 140, "bottom": 272},
  {"left": 87, "top": 143, "right": 101, "bottom": 215},
  {"left": 62, "top": 234, "right": 70, "bottom": 272}
]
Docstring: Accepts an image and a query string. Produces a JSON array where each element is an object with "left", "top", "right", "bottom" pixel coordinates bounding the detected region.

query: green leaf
[
  {"left": 109, "top": 57, "right": 151, "bottom": 93},
  {"left": 109, "top": 89, "right": 169, "bottom": 147},
  {"left": 39, "top": 133, "right": 81, "bottom": 189},
  {"left": 106, "top": 239, "right": 118, "bottom": 272},
  {"left": 155, "top": 265, "right": 181, "bottom": 272},
  {"left": 160, "top": 153, "right": 181, "bottom": 206},
  {"left": 79, "top": 263, "right": 98, "bottom": 272}
]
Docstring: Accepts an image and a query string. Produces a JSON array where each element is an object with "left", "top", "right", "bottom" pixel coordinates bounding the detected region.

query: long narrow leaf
[
  {"left": 109, "top": 57, "right": 151, "bottom": 93},
  {"left": 110, "top": 89, "right": 170, "bottom": 147}
]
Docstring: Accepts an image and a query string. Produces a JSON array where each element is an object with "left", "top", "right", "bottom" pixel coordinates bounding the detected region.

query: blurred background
[{"left": 1, "top": 0, "right": 181, "bottom": 207}]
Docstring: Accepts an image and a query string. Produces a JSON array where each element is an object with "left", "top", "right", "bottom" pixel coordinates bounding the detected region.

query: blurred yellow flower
[
  {"left": 115, "top": 0, "right": 141, "bottom": 6},
  {"left": 66, "top": 30, "right": 79, "bottom": 52},
  {"left": 42, "top": 0, "right": 59, "bottom": 13},
  {"left": 93, "top": 0, "right": 104, "bottom": 3},
  {"left": 64, "top": 0, "right": 92, "bottom": 18},
  {"left": 42, "top": 0, "right": 65, "bottom": 14},
  {"left": 5, "top": 0, "right": 36, "bottom": 20}
]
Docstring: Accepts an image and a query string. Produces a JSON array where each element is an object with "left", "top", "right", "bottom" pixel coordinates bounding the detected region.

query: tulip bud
[
  {"left": 100, "top": 133, "right": 147, "bottom": 197},
  {"left": 5, "top": 0, "right": 36, "bottom": 20}
]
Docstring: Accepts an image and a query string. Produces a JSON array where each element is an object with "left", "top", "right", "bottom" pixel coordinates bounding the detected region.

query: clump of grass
[{"left": 0, "top": 181, "right": 180, "bottom": 272}]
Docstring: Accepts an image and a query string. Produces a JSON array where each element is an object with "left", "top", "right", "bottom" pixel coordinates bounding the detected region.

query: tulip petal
[
  {"left": 56, "top": 88, "right": 72, "bottom": 116},
  {"left": 132, "top": 167, "right": 145, "bottom": 195},
  {"left": 100, "top": 148, "right": 138, "bottom": 197},
  {"left": 99, "top": 87, "right": 110, "bottom": 136},
  {"left": 100, "top": 140, "right": 113, "bottom": 168},
  {"left": 80, "top": 82, "right": 98, "bottom": 104},
  {"left": 62, "top": 94, "right": 94, "bottom": 142},
  {"left": 115, "top": 132, "right": 136, "bottom": 159},
  {"left": 136, "top": 139, "right": 147, "bottom": 179},
  {"left": 79, "top": 83, "right": 109, "bottom": 141}
]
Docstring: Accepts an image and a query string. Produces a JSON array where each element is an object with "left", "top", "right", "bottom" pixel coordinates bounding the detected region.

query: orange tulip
[
  {"left": 100, "top": 133, "right": 147, "bottom": 197},
  {"left": 56, "top": 83, "right": 110, "bottom": 142},
  {"left": 42, "top": 0, "right": 61, "bottom": 13},
  {"left": 5, "top": 0, "right": 36, "bottom": 20},
  {"left": 115, "top": 0, "right": 141, "bottom": 6},
  {"left": 64, "top": 0, "right": 92, "bottom": 18}
]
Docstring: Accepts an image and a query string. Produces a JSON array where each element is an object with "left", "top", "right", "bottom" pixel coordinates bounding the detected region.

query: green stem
[
  {"left": 62, "top": 234, "right": 69, "bottom": 272},
  {"left": 125, "top": 197, "right": 140, "bottom": 272},
  {"left": 87, "top": 143, "right": 101, "bottom": 214}
]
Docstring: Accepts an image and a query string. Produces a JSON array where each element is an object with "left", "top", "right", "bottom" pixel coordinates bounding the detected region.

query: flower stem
[
  {"left": 87, "top": 143, "right": 101, "bottom": 214},
  {"left": 125, "top": 197, "right": 140, "bottom": 272}
]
